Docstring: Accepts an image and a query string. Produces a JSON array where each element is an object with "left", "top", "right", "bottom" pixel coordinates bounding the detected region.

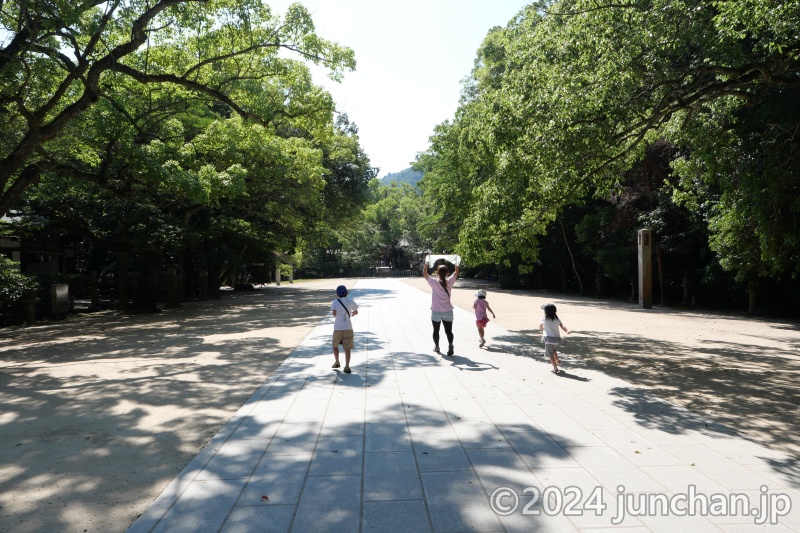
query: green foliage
[
  {"left": 278, "top": 263, "right": 294, "bottom": 279},
  {"left": 575, "top": 205, "right": 634, "bottom": 284},
  {"left": 3, "top": 2, "right": 373, "bottom": 305},
  {"left": 671, "top": 88, "right": 800, "bottom": 280},
  {"left": 0, "top": 0, "right": 356, "bottom": 215},
  {"left": 0, "top": 256, "right": 38, "bottom": 311},
  {"left": 318, "top": 114, "right": 377, "bottom": 224},
  {"left": 324, "top": 180, "right": 427, "bottom": 270},
  {"left": 417, "top": 0, "right": 800, "bottom": 286}
]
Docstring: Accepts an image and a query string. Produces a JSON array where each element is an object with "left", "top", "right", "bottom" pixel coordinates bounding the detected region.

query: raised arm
[{"left": 423, "top": 260, "right": 429, "bottom": 280}]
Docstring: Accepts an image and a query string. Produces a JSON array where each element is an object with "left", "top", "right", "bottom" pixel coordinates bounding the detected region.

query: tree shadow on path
[
  {"left": 492, "top": 327, "right": 800, "bottom": 476},
  {"left": 0, "top": 285, "right": 346, "bottom": 533}
]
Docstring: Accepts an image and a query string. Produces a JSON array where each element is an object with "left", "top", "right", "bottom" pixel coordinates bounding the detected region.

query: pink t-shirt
[
  {"left": 474, "top": 298, "right": 489, "bottom": 320},
  {"left": 426, "top": 275, "right": 456, "bottom": 312}
]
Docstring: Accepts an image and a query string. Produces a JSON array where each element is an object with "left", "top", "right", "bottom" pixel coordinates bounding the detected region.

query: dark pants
[{"left": 432, "top": 320, "right": 454, "bottom": 347}]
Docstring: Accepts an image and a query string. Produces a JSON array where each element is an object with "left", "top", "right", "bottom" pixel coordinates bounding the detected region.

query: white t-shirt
[
  {"left": 332, "top": 297, "right": 358, "bottom": 330},
  {"left": 541, "top": 317, "right": 562, "bottom": 339}
]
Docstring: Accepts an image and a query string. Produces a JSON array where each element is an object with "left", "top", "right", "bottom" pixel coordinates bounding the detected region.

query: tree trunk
[
  {"left": 656, "top": 244, "right": 666, "bottom": 306},
  {"left": 118, "top": 251, "right": 128, "bottom": 313},
  {"left": 561, "top": 221, "right": 584, "bottom": 295},
  {"left": 208, "top": 262, "right": 221, "bottom": 299},
  {"left": 595, "top": 271, "right": 603, "bottom": 298},
  {"left": 131, "top": 253, "right": 161, "bottom": 313},
  {"left": 556, "top": 256, "right": 567, "bottom": 292},
  {"left": 681, "top": 270, "right": 692, "bottom": 307}
]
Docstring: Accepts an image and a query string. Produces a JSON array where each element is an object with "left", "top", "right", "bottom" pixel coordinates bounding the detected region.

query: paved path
[{"left": 128, "top": 279, "right": 800, "bottom": 532}]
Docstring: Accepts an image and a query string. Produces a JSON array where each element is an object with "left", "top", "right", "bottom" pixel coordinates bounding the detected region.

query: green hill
[{"left": 380, "top": 167, "right": 423, "bottom": 187}]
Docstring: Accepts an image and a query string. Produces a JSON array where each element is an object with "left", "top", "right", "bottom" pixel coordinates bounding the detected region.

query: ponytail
[{"left": 437, "top": 265, "right": 449, "bottom": 295}]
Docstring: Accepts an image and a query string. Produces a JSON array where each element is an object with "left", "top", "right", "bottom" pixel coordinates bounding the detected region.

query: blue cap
[{"left": 336, "top": 285, "right": 348, "bottom": 297}]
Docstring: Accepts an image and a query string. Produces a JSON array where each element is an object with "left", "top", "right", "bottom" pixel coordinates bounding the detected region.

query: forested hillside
[{"left": 381, "top": 168, "right": 423, "bottom": 187}]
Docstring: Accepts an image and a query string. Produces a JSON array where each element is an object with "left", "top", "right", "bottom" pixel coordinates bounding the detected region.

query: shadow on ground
[
  {"left": 492, "top": 327, "right": 800, "bottom": 461},
  {"left": 0, "top": 285, "right": 348, "bottom": 533},
  {"left": 174, "top": 400, "right": 584, "bottom": 532}
]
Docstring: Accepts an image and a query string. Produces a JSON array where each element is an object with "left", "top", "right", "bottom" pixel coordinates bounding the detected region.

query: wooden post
[
  {"left": 638, "top": 229, "right": 652, "bottom": 309},
  {"left": 22, "top": 289, "right": 39, "bottom": 325},
  {"left": 747, "top": 281, "right": 759, "bottom": 313},
  {"left": 197, "top": 270, "right": 208, "bottom": 300}
]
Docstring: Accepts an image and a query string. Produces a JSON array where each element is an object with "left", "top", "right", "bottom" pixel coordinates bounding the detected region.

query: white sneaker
[{"left": 479, "top": 339, "right": 485, "bottom": 347}]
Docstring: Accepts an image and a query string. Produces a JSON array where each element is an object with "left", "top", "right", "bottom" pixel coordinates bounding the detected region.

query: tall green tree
[
  {"left": 420, "top": 0, "right": 800, "bottom": 281},
  {"left": 0, "top": 0, "right": 354, "bottom": 215},
  {"left": 671, "top": 88, "right": 800, "bottom": 280},
  {"left": 11, "top": 55, "right": 372, "bottom": 308}
]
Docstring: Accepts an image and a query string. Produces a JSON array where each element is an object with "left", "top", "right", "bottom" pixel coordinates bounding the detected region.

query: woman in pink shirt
[{"left": 423, "top": 259, "right": 460, "bottom": 355}]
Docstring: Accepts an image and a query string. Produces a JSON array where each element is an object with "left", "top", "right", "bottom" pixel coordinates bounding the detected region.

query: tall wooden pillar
[{"left": 638, "top": 229, "right": 652, "bottom": 309}]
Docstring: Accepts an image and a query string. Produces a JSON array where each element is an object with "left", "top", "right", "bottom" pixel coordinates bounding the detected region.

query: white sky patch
[{"left": 269, "top": 0, "right": 529, "bottom": 177}]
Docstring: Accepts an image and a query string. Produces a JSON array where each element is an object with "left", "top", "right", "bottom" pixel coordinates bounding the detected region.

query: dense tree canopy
[
  {"left": 0, "top": 0, "right": 355, "bottom": 215},
  {"left": 416, "top": 0, "right": 800, "bottom": 284},
  {"left": 1, "top": 1, "right": 374, "bottom": 314}
]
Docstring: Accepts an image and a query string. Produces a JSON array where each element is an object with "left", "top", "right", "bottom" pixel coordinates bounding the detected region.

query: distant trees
[{"left": 314, "top": 180, "right": 426, "bottom": 271}]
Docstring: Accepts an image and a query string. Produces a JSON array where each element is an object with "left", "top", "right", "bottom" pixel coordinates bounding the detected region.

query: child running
[
  {"left": 331, "top": 285, "right": 359, "bottom": 373},
  {"left": 539, "top": 303, "right": 570, "bottom": 373},
  {"left": 473, "top": 289, "right": 496, "bottom": 347}
]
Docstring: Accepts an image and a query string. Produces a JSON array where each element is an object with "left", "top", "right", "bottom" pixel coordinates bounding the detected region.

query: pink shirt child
[
  {"left": 426, "top": 275, "right": 457, "bottom": 312},
  {"left": 474, "top": 298, "right": 489, "bottom": 321}
]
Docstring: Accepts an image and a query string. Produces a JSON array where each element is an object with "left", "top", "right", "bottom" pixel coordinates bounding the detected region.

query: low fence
[
  {"left": 1, "top": 267, "right": 424, "bottom": 326},
  {"left": 297, "top": 267, "right": 420, "bottom": 278},
  {"left": 376, "top": 268, "right": 414, "bottom": 277}
]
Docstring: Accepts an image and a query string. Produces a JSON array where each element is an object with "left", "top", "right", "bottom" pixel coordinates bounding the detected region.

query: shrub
[{"left": 0, "top": 256, "right": 39, "bottom": 312}]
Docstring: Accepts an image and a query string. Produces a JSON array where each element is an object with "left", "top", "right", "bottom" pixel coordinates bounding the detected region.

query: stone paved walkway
[{"left": 127, "top": 279, "right": 800, "bottom": 532}]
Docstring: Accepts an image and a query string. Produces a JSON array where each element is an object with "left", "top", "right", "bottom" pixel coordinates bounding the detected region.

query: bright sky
[{"left": 269, "top": 1, "right": 529, "bottom": 178}]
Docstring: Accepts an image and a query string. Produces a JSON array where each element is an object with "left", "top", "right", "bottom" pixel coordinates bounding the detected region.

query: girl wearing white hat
[{"left": 473, "top": 289, "right": 496, "bottom": 347}]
